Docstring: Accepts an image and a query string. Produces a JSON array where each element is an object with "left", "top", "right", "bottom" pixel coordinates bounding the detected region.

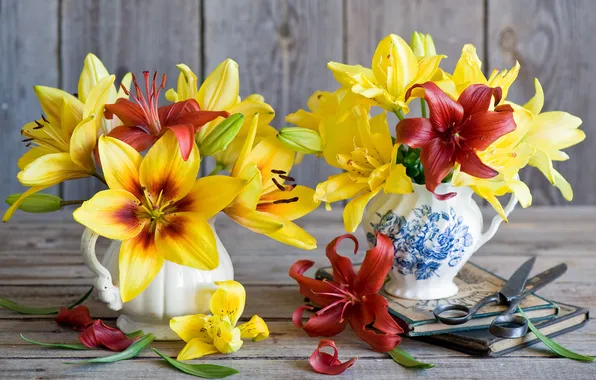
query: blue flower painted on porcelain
[{"left": 367, "top": 205, "right": 473, "bottom": 280}]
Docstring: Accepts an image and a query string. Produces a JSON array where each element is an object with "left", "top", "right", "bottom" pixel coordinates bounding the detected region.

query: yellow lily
[
  {"left": 170, "top": 280, "right": 269, "bottom": 360},
  {"left": 315, "top": 106, "right": 413, "bottom": 232},
  {"left": 165, "top": 60, "right": 276, "bottom": 164},
  {"left": 327, "top": 34, "right": 445, "bottom": 114},
  {"left": 520, "top": 79, "right": 584, "bottom": 200},
  {"left": 224, "top": 116, "right": 320, "bottom": 250},
  {"left": 3, "top": 62, "right": 123, "bottom": 222},
  {"left": 73, "top": 131, "right": 246, "bottom": 301},
  {"left": 449, "top": 44, "right": 519, "bottom": 100}
]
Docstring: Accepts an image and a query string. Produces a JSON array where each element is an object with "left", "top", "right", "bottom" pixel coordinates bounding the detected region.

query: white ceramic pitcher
[
  {"left": 363, "top": 183, "right": 516, "bottom": 300},
  {"left": 81, "top": 219, "right": 233, "bottom": 340}
]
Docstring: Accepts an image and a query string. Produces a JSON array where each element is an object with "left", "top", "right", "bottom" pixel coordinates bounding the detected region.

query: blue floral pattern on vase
[{"left": 367, "top": 205, "right": 473, "bottom": 280}]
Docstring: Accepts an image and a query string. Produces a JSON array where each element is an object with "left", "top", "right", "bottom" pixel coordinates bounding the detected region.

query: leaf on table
[
  {"left": 126, "top": 330, "right": 145, "bottom": 339},
  {"left": 153, "top": 348, "right": 239, "bottom": 378},
  {"left": 1, "top": 286, "right": 94, "bottom": 315},
  {"left": 65, "top": 333, "right": 155, "bottom": 364},
  {"left": 388, "top": 346, "right": 435, "bottom": 368},
  {"left": 20, "top": 334, "right": 90, "bottom": 350},
  {"left": 518, "top": 307, "right": 594, "bottom": 362}
]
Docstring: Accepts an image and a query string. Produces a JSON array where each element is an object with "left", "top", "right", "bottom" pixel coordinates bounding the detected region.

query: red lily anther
[
  {"left": 105, "top": 71, "right": 229, "bottom": 160},
  {"left": 55, "top": 305, "right": 93, "bottom": 331},
  {"left": 78, "top": 320, "right": 137, "bottom": 352},
  {"left": 309, "top": 339, "right": 357, "bottom": 375},
  {"left": 396, "top": 82, "right": 517, "bottom": 199},
  {"left": 290, "top": 233, "right": 403, "bottom": 353}
]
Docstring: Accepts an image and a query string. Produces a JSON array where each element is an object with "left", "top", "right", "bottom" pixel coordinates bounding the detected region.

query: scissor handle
[
  {"left": 433, "top": 294, "right": 499, "bottom": 325},
  {"left": 489, "top": 299, "right": 529, "bottom": 339}
]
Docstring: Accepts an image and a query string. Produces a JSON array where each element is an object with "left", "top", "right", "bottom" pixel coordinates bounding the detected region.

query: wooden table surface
[{"left": 0, "top": 207, "right": 594, "bottom": 379}]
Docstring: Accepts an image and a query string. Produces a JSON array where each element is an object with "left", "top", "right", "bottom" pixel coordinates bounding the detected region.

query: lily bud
[
  {"left": 5, "top": 193, "right": 62, "bottom": 213},
  {"left": 198, "top": 113, "right": 244, "bottom": 157},
  {"left": 410, "top": 31, "right": 437, "bottom": 58},
  {"left": 277, "top": 127, "right": 323, "bottom": 155}
]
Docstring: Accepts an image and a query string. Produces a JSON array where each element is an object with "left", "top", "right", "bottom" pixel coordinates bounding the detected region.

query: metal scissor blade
[
  {"left": 521, "top": 263, "right": 567, "bottom": 297},
  {"left": 500, "top": 257, "right": 536, "bottom": 299}
]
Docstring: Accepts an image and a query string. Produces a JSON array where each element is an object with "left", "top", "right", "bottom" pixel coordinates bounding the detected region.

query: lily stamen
[
  {"left": 272, "top": 197, "right": 299, "bottom": 204},
  {"left": 279, "top": 174, "right": 295, "bottom": 181},
  {"left": 271, "top": 169, "right": 286, "bottom": 175},
  {"left": 271, "top": 177, "right": 285, "bottom": 191}
]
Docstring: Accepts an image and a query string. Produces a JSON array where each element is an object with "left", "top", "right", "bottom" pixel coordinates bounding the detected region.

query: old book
[
  {"left": 315, "top": 261, "right": 558, "bottom": 336},
  {"left": 416, "top": 302, "right": 589, "bottom": 357}
]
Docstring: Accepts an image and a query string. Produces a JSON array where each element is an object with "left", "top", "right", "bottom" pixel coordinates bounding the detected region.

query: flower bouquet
[
  {"left": 281, "top": 32, "right": 585, "bottom": 300},
  {"left": 4, "top": 54, "right": 320, "bottom": 338}
]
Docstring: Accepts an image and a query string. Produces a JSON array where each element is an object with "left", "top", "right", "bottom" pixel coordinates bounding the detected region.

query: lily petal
[
  {"left": 210, "top": 280, "right": 246, "bottom": 326},
  {"left": 78, "top": 53, "right": 110, "bottom": 103},
  {"left": 98, "top": 136, "right": 143, "bottom": 198},
  {"left": 288, "top": 260, "right": 342, "bottom": 306},
  {"left": 175, "top": 175, "right": 246, "bottom": 220},
  {"left": 170, "top": 314, "right": 211, "bottom": 343},
  {"left": 246, "top": 137, "right": 295, "bottom": 194},
  {"left": 350, "top": 294, "right": 402, "bottom": 352},
  {"left": 178, "top": 338, "right": 219, "bottom": 360},
  {"left": 73, "top": 189, "right": 145, "bottom": 241},
  {"left": 419, "top": 138, "right": 456, "bottom": 198},
  {"left": 155, "top": 212, "right": 218, "bottom": 270},
  {"left": 309, "top": 340, "right": 357, "bottom": 375},
  {"left": 34, "top": 86, "right": 83, "bottom": 129},
  {"left": 79, "top": 320, "right": 137, "bottom": 352},
  {"left": 459, "top": 105, "right": 516, "bottom": 151},
  {"left": 523, "top": 78, "right": 544, "bottom": 115},
  {"left": 303, "top": 305, "right": 349, "bottom": 337},
  {"left": 457, "top": 84, "right": 502, "bottom": 116},
  {"left": 265, "top": 216, "right": 318, "bottom": 250},
  {"left": 405, "top": 82, "right": 463, "bottom": 132},
  {"left": 106, "top": 125, "right": 157, "bottom": 153},
  {"left": 2, "top": 186, "right": 49, "bottom": 222},
  {"left": 456, "top": 147, "right": 499, "bottom": 179},
  {"left": 118, "top": 224, "right": 163, "bottom": 302},
  {"left": 225, "top": 204, "right": 285, "bottom": 234},
  {"left": 139, "top": 130, "right": 200, "bottom": 205},
  {"left": 353, "top": 233, "right": 394, "bottom": 295},
  {"left": 56, "top": 305, "right": 93, "bottom": 331},
  {"left": 213, "top": 319, "right": 243, "bottom": 354},
  {"left": 343, "top": 188, "right": 382, "bottom": 233},
  {"left": 238, "top": 315, "right": 270, "bottom": 342},
  {"left": 198, "top": 59, "right": 239, "bottom": 111},
  {"left": 166, "top": 124, "right": 196, "bottom": 161},
  {"left": 372, "top": 34, "right": 418, "bottom": 97},
  {"left": 18, "top": 152, "right": 91, "bottom": 187},
  {"left": 105, "top": 98, "right": 148, "bottom": 126},
  {"left": 257, "top": 185, "right": 320, "bottom": 221},
  {"left": 314, "top": 173, "right": 368, "bottom": 204},
  {"left": 325, "top": 234, "right": 358, "bottom": 286}
]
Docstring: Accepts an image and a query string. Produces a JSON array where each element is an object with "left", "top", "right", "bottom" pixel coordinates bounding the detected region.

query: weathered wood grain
[
  {"left": 488, "top": 0, "right": 596, "bottom": 205},
  {"left": 60, "top": 0, "right": 202, "bottom": 200},
  {"left": 202, "top": 0, "right": 343, "bottom": 187},
  {"left": 0, "top": 0, "right": 60, "bottom": 201}
]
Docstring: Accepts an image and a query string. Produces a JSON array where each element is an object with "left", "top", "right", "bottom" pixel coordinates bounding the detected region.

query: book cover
[
  {"left": 315, "top": 261, "right": 558, "bottom": 336},
  {"left": 416, "top": 302, "right": 589, "bottom": 357}
]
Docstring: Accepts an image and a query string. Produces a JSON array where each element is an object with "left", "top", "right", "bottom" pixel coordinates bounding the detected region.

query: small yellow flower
[{"left": 170, "top": 280, "right": 269, "bottom": 360}]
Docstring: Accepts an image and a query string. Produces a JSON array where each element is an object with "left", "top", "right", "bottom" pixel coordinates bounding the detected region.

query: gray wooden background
[{"left": 1, "top": 0, "right": 593, "bottom": 207}]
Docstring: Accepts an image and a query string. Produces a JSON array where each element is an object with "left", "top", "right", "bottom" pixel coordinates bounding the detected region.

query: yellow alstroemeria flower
[
  {"left": 165, "top": 60, "right": 276, "bottom": 162},
  {"left": 73, "top": 131, "right": 246, "bottom": 302},
  {"left": 170, "top": 280, "right": 269, "bottom": 360},
  {"left": 3, "top": 55, "right": 127, "bottom": 222},
  {"left": 328, "top": 34, "right": 445, "bottom": 114},
  {"left": 520, "top": 79, "right": 585, "bottom": 200},
  {"left": 449, "top": 44, "right": 519, "bottom": 100},
  {"left": 315, "top": 107, "right": 413, "bottom": 232},
  {"left": 224, "top": 116, "right": 320, "bottom": 250}
]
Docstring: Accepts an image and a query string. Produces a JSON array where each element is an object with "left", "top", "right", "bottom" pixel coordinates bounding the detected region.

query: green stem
[
  {"left": 92, "top": 172, "right": 107, "bottom": 186},
  {"left": 208, "top": 163, "right": 224, "bottom": 176},
  {"left": 394, "top": 109, "right": 405, "bottom": 121},
  {"left": 420, "top": 98, "right": 427, "bottom": 118},
  {"left": 60, "top": 200, "right": 86, "bottom": 207}
]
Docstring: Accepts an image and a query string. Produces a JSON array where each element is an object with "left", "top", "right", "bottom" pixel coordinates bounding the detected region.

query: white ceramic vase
[
  {"left": 80, "top": 219, "right": 233, "bottom": 340},
  {"left": 362, "top": 183, "right": 516, "bottom": 300}
]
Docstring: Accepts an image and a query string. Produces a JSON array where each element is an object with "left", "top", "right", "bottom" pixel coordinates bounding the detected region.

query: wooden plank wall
[{"left": 0, "top": 0, "right": 594, "bottom": 205}]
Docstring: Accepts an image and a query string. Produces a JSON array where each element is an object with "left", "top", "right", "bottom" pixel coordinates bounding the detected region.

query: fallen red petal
[
  {"left": 56, "top": 305, "right": 93, "bottom": 331},
  {"left": 79, "top": 320, "right": 137, "bottom": 351},
  {"left": 309, "top": 339, "right": 357, "bottom": 375}
]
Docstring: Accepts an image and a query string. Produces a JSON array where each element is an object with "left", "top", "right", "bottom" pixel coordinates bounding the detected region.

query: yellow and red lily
[
  {"left": 170, "top": 280, "right": 269, "bottom": 360},
  {"left": 3, "top": 54, "right": 122, "bottom": 222},
  {"left": 223, "top": 116, "right": 320, "bottom": 250},
  {"left": 73, "top": 131, "right": 246, "bottom": 302},
  {"left": 105, "top": 71, "right": 229, "bottom": 160}
]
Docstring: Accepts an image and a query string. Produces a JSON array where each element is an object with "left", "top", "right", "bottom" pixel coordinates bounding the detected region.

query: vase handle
[
  {"left": 477, "top": 194, "right": 518, "bottom": 249},
  {"left": 81, "top": 228, "right": 123, "bottom": 311}
]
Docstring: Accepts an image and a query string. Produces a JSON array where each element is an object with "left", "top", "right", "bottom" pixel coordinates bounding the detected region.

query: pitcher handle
[
  {"left": 476, "top": 194, "right": 518, "bottom": 249},
  {"left": 81, "top": 228, "right": 123, "bottom": 311}
]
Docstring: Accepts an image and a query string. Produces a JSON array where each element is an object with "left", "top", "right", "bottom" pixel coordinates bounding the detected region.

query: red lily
[
  {"left": 78, "top": 320, "right": 137, "bottom": 352},
  {"left": 396, "top": 82, "right": 516, "bottom": 199},
  {"left": 56, "top": 305, "right": 93, "bottom": 331},
  {"left": 105, "top": 71, "right": 229, "bottom": 160},
  {"left": 290, "top": 233, "right": 403, "bottom": 353}
]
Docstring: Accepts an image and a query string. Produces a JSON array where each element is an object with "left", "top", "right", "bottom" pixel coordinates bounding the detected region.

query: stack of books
[{"left": 315, "top": 262, "right": 589, "bottom": 357}]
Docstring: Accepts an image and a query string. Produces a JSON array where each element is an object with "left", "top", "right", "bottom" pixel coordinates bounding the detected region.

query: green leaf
[
  {"left": 126, "top": 330, "right": 145, "bottom": 339},
  {"left": 65, "top": 333, "right": 155, "bottom": 364},
  {"left": 21, "top": 334, "right": 90, "bottom": 350},
  {"left": 153, "top": 348, "right": 239, "bottom": 378},
  {"left": 388, "top": 347, "right": 435, "bottom": 369},
  {"left": 518, "top": 307, "right": 594, "bottom": 362},
  {"left": 1, "top": 286, "right": 93, "bottom": 315}
]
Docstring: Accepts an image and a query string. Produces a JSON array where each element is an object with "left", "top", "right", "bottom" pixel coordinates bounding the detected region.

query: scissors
[{"left": 433, "top": 258, "right": 567, "bottom": 339}]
